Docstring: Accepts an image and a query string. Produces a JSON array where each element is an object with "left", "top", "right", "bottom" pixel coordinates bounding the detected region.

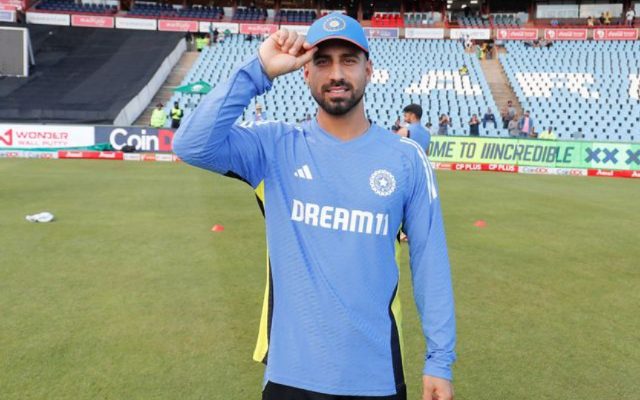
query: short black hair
[{"left": 403, "top": 104, "right": 423, "bottom": 120}]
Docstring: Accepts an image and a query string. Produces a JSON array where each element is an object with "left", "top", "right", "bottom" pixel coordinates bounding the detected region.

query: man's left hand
[
  {"left": 422, "top": 375, "right": 454, "bottom": 400},
  {"left": 396, "top": 127, "right": 409, "bottom": 138}
]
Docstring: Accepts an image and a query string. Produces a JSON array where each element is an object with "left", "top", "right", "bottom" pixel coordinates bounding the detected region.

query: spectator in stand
[
  {"left": 626, "top": 8, "right": 636, "bottom": 27},
  {"left": 508, "top": 115, "right": 520, "bottom": 138},
  {"left": 518, "top": 111, "right": 535, "bottom": 138},
  {"left": 458, "top": 64, "right": 469, "bottom": 76},
  {"left": 469, "top": 114, "right": 480, "bottom": 137},
  {"left": 587, "top": 16, "right": 595, "bottom": 27},
  {"left": 438, "top": 113, "right": 452, "bottom": 135},
  {"left": 501, "top": 100, "right": 516, "bottom": 129},
  {"left": 486, "top": 42, "right": 494, "bottom": 60},
  {"left": 425, "top": 122, "right": 433, "bottom": 136},
  {"left": 507, "top": 101, "right": 516, "bottom": 123},
  {"left": 599, "top": 12, "right": 606, "bottom": 25},
  {"left": 212, "top": 27, "right": 219, "bottom": 44},
  {"left": 195, "top": 35, "right": 206, "bottom": 52},
  {"left": 482, "top": 108, "right": 497, "bottom": 129},
  {"left": 500, "top": 105, "right": 509, "bottom": 129},
  {"left": 170, "top": 101, "right": 184, "bottom": 129},
  {"left": 604, "top": 11, "right": 612, "bottom": 25},
  {"left": 476, "top": 43, "right": 483, "bottom": 60},
  {"left": 150, "top": 103, "right": 167, "bottom": 128},
  {"left": 538, "top": 127, "right": 557, "bottom": 140}
]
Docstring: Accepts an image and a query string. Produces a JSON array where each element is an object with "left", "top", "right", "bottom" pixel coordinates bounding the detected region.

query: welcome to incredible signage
[{"left": 428, "top": 137, "right": 640, "bottom": 171}]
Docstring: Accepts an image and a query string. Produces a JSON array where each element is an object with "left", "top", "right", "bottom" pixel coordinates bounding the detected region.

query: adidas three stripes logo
[{"left": 294, "top": 165, "right": 313, "bottom": 180}]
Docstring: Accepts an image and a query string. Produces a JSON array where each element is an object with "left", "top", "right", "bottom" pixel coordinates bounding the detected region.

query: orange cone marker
[
  {"left": 211, "top": 224, "right": 225, "bottom": 232},
  {"left": 474, "top": 220, "right": 487, "bottom": 228}
]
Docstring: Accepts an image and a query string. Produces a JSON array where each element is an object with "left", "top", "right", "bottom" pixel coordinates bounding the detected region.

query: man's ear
[
  {"left": 303, "top": 63, "right": 310, "bottom": 85},
  {"left": 365, "top": 59, "right": 373, "bottom": 84}
]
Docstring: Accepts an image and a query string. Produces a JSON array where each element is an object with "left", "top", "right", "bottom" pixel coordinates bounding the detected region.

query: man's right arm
[
  {"left": 172, "top": 29, "right": 316, "bottom": 187},
  {"left": 172, "top": 56, "right": 273, "bottom": 187}
]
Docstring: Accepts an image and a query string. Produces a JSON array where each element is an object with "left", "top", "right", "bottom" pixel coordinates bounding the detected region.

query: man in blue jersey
[
  {"left": 172, "top": 12, "right": 455, "bottom": 400},
  {"left": 396, "top": 104, "right": 431, "bottom": 154}
]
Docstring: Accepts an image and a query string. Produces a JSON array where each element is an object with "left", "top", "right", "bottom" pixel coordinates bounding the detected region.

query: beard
[{"left": 310, "top": 79, "right": 366, "bottom": 116}]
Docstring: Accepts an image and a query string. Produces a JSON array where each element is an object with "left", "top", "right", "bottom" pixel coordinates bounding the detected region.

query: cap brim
[{"left": 310, "top": 36, "right": 369, "bottom": 54}]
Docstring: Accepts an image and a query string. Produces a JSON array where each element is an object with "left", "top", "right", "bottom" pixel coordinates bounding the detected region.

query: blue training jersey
[
  {"left": 172, "top": 56, "right": 456, "bottom": 396},
  {"left": 407, "top": 122, "right": 431, "bottom": 153}
]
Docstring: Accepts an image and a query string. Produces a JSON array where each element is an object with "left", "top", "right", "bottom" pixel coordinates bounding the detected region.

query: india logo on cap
[{"left": 323, "top": 16, "right": 346, "bottom": 32}]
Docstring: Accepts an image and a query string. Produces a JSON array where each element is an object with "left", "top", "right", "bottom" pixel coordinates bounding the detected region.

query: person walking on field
[{"left": 173, "top": 13, "right": 456, "bottom": 400}]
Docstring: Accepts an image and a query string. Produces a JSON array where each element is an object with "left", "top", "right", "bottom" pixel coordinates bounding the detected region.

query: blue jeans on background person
[{"left": 482, "top": 119, "right": 497, "bottom": 129}]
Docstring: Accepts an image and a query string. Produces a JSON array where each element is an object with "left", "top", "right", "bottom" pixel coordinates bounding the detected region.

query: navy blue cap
[{"left": 306, "top": 12, "right": 369, "bottom": 55}]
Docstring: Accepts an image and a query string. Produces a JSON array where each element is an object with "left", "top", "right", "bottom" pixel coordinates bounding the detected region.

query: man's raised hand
[{"left": 258, "top": 29, "right": 317, "bottom": 81}]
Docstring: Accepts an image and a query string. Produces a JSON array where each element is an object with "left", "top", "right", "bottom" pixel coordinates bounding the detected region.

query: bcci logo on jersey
[{"left": 369, "top": 170, "right": 396, "bottom": 197}]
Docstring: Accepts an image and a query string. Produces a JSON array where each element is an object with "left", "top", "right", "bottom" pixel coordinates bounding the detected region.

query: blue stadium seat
[
  {"left": 172, "top": 37, "right": 501, "bottom": 136},
  {"left": 500, "top": 41, "right": 640, "bottom": 141}
]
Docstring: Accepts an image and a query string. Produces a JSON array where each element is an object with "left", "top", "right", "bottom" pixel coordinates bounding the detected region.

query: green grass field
[{"left": 1, "top": 159, "right": 639, "bottom": 399}]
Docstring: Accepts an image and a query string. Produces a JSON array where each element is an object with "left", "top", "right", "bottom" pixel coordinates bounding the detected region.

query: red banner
[
  {"left": 239, "top": 23, "right": 278, "bottom": 35},
  {"left": 58, "top": 151, "right": 123, "bottom": 160},
  {"left": 587, "top": 169, "right": 635, "bottom": 178},
  {"left": 544, "top": 29, "right": 587, "bottom": 41},
  {"left": 484, "top": 163, "right": 518, "bottom": 173},
  {"left": 71, "top": 15, "right": 114, "bottom": 29},
  {"left": 447, "top": 163, "right": 519, "bottom": 173},
  {"left": 158, "top": 19, "right": 198, "bottom": 32},
  {"left": 592, "top": 28, "right": 639, "bottom": 41},
  {"left": 496, "top": 28, "right": 538, "bottom": 40},
  {"left": 0, "top": 0, "right": 23, "bottom": 11}
]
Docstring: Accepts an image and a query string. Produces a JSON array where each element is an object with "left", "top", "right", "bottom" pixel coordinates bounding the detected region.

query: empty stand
[
  {"left": 404, "top": 12, "right": 440, "bottom": 26},
  {"left": 232, "top": 7, "right": 267, "bottom": 22},
  {"left": 35, "top": 0, "right": 117, "bottom": 14},
  {"left": 128, "top": 3, "right": 224, "bottom": 19},
  {"left": 500, "top": 41, "right": 640, "bottom": 141},
  {"left": 275, "top": 9, "right": 317, "bottom": 24},
  {"left": 0, "top": 24, "right": 184, "bottom": 124},
  {"left": 169, "top": 37, "right": 501, "bottom": 136}
]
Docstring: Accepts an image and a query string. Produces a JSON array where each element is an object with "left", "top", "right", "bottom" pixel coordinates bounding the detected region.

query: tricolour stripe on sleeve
[{"left": 400, "top": 138, "right": 438, "bottom": 201}]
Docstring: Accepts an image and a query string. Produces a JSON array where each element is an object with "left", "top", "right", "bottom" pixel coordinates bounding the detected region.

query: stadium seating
[
  {"left": 128, "top": 3, "right": 226, "bottom": 20},
  {"left": 492, "top": 13, "right": 523, "bottom": 27},
  {"left": 275, "top": 9, "right": 317, "bottom": 24},
  {"left": 232, "top": 7, "right": 267, "bottom": 22},
  {"left": 371, "top": 13, "right": 403, "bottom": 27},
  {"left": 35, "top": 0, "right": 117, "bottom": 14},
  {"left": 168, "top": 36, "right": 501, "bottom": 137},
  {"left": 403, "top": 12, "right": 439, "bottom": 26},
  {"left": 456, "top": 15, "right": 490, "bottom": 27},
  {"left": 128, "top": 3, "right": 178, "bottom": 17},
  {"left": 128, "top": 3, "right": 223, "bottom": 19},
  {"left": 178, "top": 6, "right": 224, "bottom": 20},
  {"left": 500, "top": 41, "right": 640, "bottom": 141}
]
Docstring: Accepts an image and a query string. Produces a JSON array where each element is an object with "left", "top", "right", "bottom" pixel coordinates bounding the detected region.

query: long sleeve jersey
[{"left": 172, "top": 55, "right": 456, "bottom": 397}]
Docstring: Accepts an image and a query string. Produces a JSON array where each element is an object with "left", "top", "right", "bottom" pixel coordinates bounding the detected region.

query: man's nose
[{"left": 328, "top": 63, "right": 345, "bottom": 82}]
